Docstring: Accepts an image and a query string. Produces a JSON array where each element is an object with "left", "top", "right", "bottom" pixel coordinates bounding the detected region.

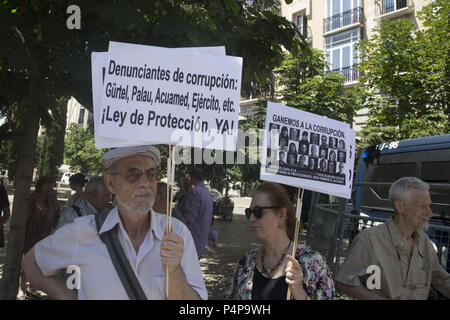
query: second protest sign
[{"left": 260, "top": 102, "right": 355, "bottom": 199}]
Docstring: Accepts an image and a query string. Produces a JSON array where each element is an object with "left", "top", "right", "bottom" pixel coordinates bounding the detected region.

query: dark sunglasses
[
  {"left": 245, "top": 206, "right": 281, "bottom": 219},
  {"left": 111, "top": 168, "right": 157, "bottom": 183}
]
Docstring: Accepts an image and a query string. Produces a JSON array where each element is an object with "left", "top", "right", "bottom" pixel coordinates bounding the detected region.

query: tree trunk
[{"left": 0, "top": 72, "right": 41, "bottom": 300}]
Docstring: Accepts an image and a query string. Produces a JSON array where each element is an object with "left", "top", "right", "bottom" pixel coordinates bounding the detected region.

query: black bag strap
[
  {"left": 71, "top": 205, "right": 82, "bottom": 217},
  {"left": 95, "top": 210, "right": 148, "bottom": 300}
]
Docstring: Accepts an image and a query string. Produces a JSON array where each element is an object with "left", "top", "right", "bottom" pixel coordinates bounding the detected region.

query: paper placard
[
  {"left": 94, "top": 41, "right": 242, "bottom": 151},
  {"left": 91, "top": 45, "right": 228, "bottom": 148},
  {"left": 260, "top": 102, "right": 355, "bottom": 199}
]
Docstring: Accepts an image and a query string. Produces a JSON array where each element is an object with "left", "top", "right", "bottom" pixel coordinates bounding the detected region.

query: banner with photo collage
[{"left": 260, "top": 102, "right": 356, "bottom": 199}]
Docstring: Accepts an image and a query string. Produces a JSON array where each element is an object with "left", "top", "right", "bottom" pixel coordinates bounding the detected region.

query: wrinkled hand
[
  {"left": 160, "top": 231, "right": 184, "bottom": 274},
  {"left": 285, "top": 255, "right": 308, "bottom": 300}
]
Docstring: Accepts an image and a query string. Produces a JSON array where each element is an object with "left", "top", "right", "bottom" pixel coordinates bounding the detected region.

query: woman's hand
[{"left": 285, "top": 255, "right": 308, "bottom": 300}]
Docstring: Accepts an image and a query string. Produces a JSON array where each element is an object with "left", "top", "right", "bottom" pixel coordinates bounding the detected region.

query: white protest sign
[
  {"left": 96, "top": 41, "right": 242, "bottom": 151},
  {"left": 91, "top": 45, "right": 227, "bottom": 148},
  {"left": 260, "top": 102, "right": 355, "bottom": 199}
]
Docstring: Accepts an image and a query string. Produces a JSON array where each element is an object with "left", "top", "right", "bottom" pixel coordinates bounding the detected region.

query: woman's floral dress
[{"left": 224, "top": 245, "right": 335, "bottom": 300}]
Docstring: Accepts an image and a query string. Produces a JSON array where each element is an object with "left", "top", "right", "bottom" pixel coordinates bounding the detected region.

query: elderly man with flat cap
[{"left": 22, "top": 146, "right": 207, "bottom": 300}]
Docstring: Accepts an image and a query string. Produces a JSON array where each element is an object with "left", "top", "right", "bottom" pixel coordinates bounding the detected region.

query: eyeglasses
[
  {"left": 245, "top": 206, "right": 281, "bottom": 219},
  {"left": 111, "top": 168, "right": 157, "bottom": 183}
]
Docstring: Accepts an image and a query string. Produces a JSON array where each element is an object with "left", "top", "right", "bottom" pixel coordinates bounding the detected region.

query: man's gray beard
[
  {"left": 115, "top": 189, "right": 155, "bottom": 213},
  {"left": 418, "top": 222, "right": 429, "bottom": 232}
]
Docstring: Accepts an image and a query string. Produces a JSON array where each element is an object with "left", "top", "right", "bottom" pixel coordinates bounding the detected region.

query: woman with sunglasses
[{"left": 224, "top": 182, "right": 334, "bottom": 300}]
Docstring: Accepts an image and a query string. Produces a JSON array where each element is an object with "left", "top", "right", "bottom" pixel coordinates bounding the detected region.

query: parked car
[
  {"left": 209, "top": 188, "right": 234, "bottom": 222},
  {"left": 60, "top": 172, "right": 75, "bottom": 186}
]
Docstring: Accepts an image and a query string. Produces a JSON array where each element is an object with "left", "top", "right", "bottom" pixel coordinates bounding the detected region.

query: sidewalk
[{"left": 200, "top": 212, "right": 260, "bottom": 299}]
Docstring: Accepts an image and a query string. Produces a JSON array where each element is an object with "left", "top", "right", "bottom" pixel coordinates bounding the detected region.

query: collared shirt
[
  {"left": 179, "top": 181, "right": 213, "bottom": 258},
  {"left": 34, "top": 208, "right": 207, "bottom": 300},
  {"left": 56, "top": 196, "right": 102, "bottom": 229},
  {"left": 335, "top": 218, "right": 450, "bottom": 299}
]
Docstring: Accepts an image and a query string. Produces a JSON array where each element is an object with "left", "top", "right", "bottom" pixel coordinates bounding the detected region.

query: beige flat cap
[{"left": 102, "top": 145, "right": 161, "bottom": 168}]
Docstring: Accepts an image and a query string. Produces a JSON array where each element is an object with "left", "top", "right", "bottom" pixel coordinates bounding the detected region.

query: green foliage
[
  {"left": 358, "top": 0, "right": 450, "bottom": 143},
  {"left": 0, "top": 0, "right": 305, "bottom": 189},
  {"left": 64, "top": 124, "right": 107, "bottom": 174},
  {"left": 276, "top": 50, "right": 365, "bottom": 123}
]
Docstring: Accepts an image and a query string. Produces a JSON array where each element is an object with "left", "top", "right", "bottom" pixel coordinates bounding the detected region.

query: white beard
[{"left": 115, "top": 188, "right": 155, "bottom": 213}]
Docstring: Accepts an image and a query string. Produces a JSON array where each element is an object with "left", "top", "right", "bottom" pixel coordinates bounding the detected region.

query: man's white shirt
[{"left": 34, "top": 207, "right": 207, "bottom": 299}]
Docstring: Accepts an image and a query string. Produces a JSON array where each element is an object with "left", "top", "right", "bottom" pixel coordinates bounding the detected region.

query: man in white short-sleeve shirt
[{"left": 22, "top": 145, "right": 207, "bottom": 300}]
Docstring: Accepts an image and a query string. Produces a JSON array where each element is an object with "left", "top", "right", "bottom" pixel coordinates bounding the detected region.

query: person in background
[
  {"left": 0, "top": 170, "right": 10, "bottom": 249},
  {"left": 178, "top": 167, "right": 213, "bottom": 259},
  {"left": 174, "top": 177, "right": 190, "bottom": 207},
  {"left": 224, "top": 182, "right": 335, "bottom": 300},
  {"left": 335, "top": 177, "right": 450, "bottom": 299},
  {"left": 0, "top": 170, "right": 8, "bottom": 190},
  {"left": 20, "top": 176, "right": 60, "bottom": 298},
  {"left": 66, "top": 173, "right": 87, "bottom": 207},
  {"left": 57, "top": 176, "right": 111, "bottom": 229},
  {"left": 153, "top": 181, "right": 187, "bottom": 225}
]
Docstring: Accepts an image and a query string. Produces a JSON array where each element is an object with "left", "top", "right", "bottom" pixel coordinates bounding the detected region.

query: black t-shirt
[{"left": 251, "top": 266, "right": 288, "bottom": 300}]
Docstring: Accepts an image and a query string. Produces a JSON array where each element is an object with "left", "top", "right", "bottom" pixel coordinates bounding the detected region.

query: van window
[
  {"left": 361, "top": 162, "right": 416, "bottom": 214},
  {"left": 360, "top": 152, "right": 450, "bottom": 222},
  {"left": 422, "top": 161, "right": 450, "bottom": 221}
]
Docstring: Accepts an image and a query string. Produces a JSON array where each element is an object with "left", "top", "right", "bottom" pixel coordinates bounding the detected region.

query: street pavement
[{"left": 200, "top": 197, "right": 260, "bottom": 299}]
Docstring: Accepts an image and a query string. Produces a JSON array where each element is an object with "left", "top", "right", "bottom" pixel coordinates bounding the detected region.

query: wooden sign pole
[
  {"left": 286, "top": 187, "right": 304, "bottom": 300},
  {"left": 165, "top": 144, "right": 176, "bottom": 299}
]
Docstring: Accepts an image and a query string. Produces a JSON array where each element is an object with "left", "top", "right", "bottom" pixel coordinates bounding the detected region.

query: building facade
[
  {"left": 66, "top": 96, "right": 92, "bottom": 130},
  {"left": 280, "top": 0, "right": 431, "bottom": 131}
]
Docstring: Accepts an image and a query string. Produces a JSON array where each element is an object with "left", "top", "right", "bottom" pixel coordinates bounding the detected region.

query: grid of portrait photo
[{"left": 266, "top": 122, "right": 347, "bottom": 185}]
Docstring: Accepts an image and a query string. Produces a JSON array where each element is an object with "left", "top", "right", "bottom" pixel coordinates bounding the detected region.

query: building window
[
  {"left": 325, "top": 27, "right": 361, "bottom": 82},
  {"left": 78, "top": 108, "right": 85, "bottom": 125},
  {"left": 295, "top": 13, "right": 308, "bottom": 39},
  {"left": 325, "top": 27, "right": 360, "bottom": 48},
  {"left": 383, "top": 0, "right": 407, "bottom": 14}
]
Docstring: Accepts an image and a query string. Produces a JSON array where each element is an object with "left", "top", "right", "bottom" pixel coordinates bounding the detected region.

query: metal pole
[
  {"left": 306, "top": 192, "right": 319, "bottom": 246},
  {"left": 333, "top": 199, "right": 349, "bottom": 275},
  {"left": 327, "top": 198, "right": 346, "bottom": 271}
]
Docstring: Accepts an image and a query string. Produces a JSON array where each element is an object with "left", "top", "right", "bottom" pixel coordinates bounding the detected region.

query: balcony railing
[
  {"left": 327, "top": 66, "right": 359, "bottom": 83},
  {"left": 324, "top": 7, "right": 363, "bottom": 33},
  {"left": 380, "top": 0, "right": 408, "bottom": 15}
]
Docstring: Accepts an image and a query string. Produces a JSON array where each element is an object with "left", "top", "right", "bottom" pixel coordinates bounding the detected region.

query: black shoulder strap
[
  {"left": 94, "top": 210, "right": 148, "bottom": 300},
  {"left": 71, "top": 205, "right": 82, "bottom": 217}
]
